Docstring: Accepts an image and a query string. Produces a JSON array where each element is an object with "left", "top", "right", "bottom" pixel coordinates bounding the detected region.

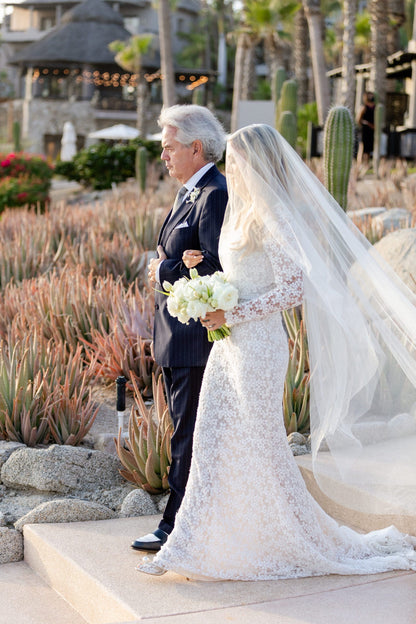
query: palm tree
[
  {"left": 387, "top": 0, "right": 406, "bottom": 54},
  {"left": 244, "top": 0, "right": 299, "bottom": 102},
  {"left": 355, "top": 9, "right": 371, "bottom": 64},
  {"left": 369, "top": 0, "right": 389, "bottom": 107},
  {"left": 157, "top": 0, "right": 176, "bottom": 108},
  {"left": 230, "top": 27, "right": 258, "bottom": 132},
  {"left": 340, "top": 0, "right": 357, "bottom": 115},
  {"left": 109, "top": 34, "right": 153, "bottom": 136},
  {"left": 302, "top": 0, "right": 330, "bottom": 124},
  {"left": 294, "top": 6, "right": 309, "bottom": 106}
]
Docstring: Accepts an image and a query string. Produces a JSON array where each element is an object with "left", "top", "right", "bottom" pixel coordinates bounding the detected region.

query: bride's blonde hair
[{"left": 225, "top": 125, "right": 289, "bottom": 254}]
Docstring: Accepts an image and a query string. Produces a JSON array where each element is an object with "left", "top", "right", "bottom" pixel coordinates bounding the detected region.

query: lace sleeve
[{"left": 224, "top": 239, "right": 303, "bottom": 327}]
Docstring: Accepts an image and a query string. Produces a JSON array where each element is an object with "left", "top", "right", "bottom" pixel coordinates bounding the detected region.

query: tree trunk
[
  {"left": 158, "top": 0, "right": 176, "bottom": 108},
  {"left": 340, "top": 0, "right": 357, "bottom": 115},
  {"left": 387, "top": 0, "right": 405, "bottom": 54},
  {"left": 369, "top": 0, "right": 389, "bottom": 107},
  {"left": 294, "top": 7, "right": 309, "bottom": 107},
  {"left": 303, "top": 0, "right": 330, "bottom": 125},
  {"left": 136, "top": 78, "right": 148, "bottom": 136},
  {"left": 231, "top": 32, "right": 247, "bottom": 132}
]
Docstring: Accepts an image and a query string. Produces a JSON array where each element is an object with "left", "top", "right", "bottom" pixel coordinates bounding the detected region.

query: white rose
[
  {"left": 186, "top": 299, "right": 209, "bottom": 321},
  {"left": 215, "top": 284, "right": 238, "bottom": 311}
]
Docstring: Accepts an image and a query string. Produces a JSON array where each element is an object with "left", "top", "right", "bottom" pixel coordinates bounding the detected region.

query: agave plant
[
  {"left": 115, "top": 374, "right": 173, "bottom": 494},
  {"left": 282, "top": 307, "right": 310, "bottom": 435}
]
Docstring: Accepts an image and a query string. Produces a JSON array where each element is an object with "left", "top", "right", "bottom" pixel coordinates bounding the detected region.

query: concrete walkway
[{"left": 2, "top": 514, "right": 415, "bottom": 624}]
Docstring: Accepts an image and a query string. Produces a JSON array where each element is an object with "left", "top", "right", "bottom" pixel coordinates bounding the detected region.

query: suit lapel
[{"left": 159, "top": 166, "right": 220, "bottom": 245}]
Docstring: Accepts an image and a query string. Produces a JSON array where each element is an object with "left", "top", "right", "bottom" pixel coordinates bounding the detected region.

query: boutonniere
[{"left": 187, "top": 187, "right": 201, "bottom": 203}]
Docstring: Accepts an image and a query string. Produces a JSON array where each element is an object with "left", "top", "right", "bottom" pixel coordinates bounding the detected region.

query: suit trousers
[{"left": 158, "top": 365, "right": 205, "bottom": 534}]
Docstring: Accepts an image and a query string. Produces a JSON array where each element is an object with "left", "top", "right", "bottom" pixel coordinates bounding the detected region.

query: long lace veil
[{"left": 225, "top": 124, "right": 416, "bottom": 520}]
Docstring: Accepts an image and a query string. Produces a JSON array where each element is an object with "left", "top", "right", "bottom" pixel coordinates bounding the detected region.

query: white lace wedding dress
[{"left": 152, "top": 225, "right": 416, "bottom": 580}]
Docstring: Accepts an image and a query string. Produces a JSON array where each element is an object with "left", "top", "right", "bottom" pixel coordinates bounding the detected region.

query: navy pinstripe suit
[{"left": 155, "top": 165, "right": 227, "bottom": 533}]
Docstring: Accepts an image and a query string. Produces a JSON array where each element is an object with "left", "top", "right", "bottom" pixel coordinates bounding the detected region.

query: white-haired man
[{"left": 132, "top": 105, "right": 228, "bottom": 552}]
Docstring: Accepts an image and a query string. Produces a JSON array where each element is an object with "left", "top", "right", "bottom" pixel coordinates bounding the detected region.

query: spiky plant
[
  {"left": 115, "top": 374, "right": 173, "bottom": 494},
  {"left": 0, "top": 335, "right": 52, "bottom": 445},
  {"left": 278, "top": 111, "right": 297, "bottom": 149},
  {"left": 323, "top": 106, "right": 354, "bottom": 211},
  {"left": 0, "top": 333, "right": 98, "bottom": 446},
  {"left": 282, "top": 308, "right": 310, "bottom": 434}
]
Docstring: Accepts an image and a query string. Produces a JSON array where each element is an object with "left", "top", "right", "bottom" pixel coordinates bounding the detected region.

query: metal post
[{"left": 116, "top": 376, "right": 127, "bottom": 433}]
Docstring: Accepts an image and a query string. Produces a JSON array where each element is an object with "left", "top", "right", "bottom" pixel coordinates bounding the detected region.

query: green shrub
[
  {"left": 0, "top": 153, "right": 53, "bottom": 211},
  {"left": 55, "top": 139, "right": 160, "bottom": 190}
]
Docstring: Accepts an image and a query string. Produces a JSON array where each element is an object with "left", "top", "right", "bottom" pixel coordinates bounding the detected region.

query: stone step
[
  {"left": 22, "top": 514, "right": 416, "bottom": 624},
  {"left": 0, "top": 560, "right": 88, "bottom": 624}
]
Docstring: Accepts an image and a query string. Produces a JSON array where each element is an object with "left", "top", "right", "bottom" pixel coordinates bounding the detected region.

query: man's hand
[{"left": 148, "top": 245, "right": 167, "bottom": 284}]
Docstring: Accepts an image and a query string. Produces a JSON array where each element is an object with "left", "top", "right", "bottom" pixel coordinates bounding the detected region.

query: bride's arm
[{"left": 224, "top": 239, "right": 303, "bottom": 327}]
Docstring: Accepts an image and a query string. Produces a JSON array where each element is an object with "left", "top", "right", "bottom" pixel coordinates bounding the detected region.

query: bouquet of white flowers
[{"left": 162, "top": 269, "right": 238, "bottom": 341}]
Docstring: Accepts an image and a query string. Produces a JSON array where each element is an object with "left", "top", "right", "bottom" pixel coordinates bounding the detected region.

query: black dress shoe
[{"left": 131, "top": 528, "right": 169, "bottom": 552}]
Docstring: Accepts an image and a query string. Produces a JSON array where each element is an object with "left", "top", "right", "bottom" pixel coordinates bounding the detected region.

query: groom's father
[{"left": 132, "top": 105, "right": 228, "bottom": 552}]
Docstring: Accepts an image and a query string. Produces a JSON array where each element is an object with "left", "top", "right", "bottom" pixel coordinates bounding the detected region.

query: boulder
[
  {"left": 0, "top": 492, "right": 59, "bottom": 525},
  {"left": 287, "top": 432, "right": 307, "bottom": 446},
  {"left": 14, "top": 499, "right": 115, "bottom": 531},
  {"left": 83, "top": 483, "right": 135, "bottom": 513},
  {"left": 372, "top": 208, "right": 412, "bottom": 236},
  {"left": 120, "top": 488, "right": 158, "bottom": 517},
  {"left": 157, "top": 493, "right": 169, "bottom": 514},
  {"left": 1, "top": 445, "right": 124, "bottom": 494},
  {"left": 373, "top": 228, "right": 416, "bottom": 294},
  {"left": 347, "top": 207, "right": 387, "bottom": 225},
  {"left": 0, "top": 527, "right": 23, "bottom": 563},
  {"left": 290, "top": 444, "right": 310, "bottom": 456},
  {"left": 0, "top": 441, "right": 25, "bottom": 472}
]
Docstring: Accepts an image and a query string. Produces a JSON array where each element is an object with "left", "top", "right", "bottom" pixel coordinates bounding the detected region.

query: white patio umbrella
[{"left": 88, "top": 124, "right": 140, "bottom": 140}]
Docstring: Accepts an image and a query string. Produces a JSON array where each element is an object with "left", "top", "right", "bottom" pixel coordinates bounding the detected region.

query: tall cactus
[
  {"left": 278, "top": 111, "right": 297, "bottom": 149},
  {"left": 274, "top": 66, "right": 287, "bottom": 104},
  {"left": 135, "top": 146, "right": 147, "bottom": 193},
  {"left": 275, "top": 79, "right": 298, "bottom": 139},
  {"left": 12, "top": 121, "right": 21, "bottom": 152},
  {"left": 323, "top": 106, "right": 354, "bottom": 211},
  {"left": 373, "top": 102, "right": 385, "bottom": 179},
  {"left": 192, "top": 87, "right": 204, "bottom": 106},
  {"left": 280, "top": 80, "right": 297, "bottom": 115}
]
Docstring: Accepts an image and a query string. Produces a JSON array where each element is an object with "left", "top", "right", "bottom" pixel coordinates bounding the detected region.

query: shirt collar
[{"left": 183, "top": 162, "right": 215, "bottom": 193}]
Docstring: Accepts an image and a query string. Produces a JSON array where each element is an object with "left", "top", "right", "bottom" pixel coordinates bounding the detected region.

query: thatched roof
[{"left": 10, "top": 0, "right": 132, "bottom": 66}]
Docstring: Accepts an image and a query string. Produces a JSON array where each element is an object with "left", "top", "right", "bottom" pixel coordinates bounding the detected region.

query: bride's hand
[
  {"left": 183, "top": 249, "right": 204, "bottom": 269},
  {"left": 200, "top": 310, "right": 226, "bottom": 331}
]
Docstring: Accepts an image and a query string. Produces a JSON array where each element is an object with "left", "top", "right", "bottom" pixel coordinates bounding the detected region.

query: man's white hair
[{"left": 158, "top": 105, "right": 226, "bottom": 163}]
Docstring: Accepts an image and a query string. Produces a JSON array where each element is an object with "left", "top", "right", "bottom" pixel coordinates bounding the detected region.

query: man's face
[{"left": 161, "top": 125, "right": 196, "bottom": 184}]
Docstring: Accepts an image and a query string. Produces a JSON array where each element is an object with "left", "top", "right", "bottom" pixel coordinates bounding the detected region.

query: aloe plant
[
  {"left": 115, "top": 374, "right": 173, "bottom": 494},
  {"left": 0, "top": 333, "right": 98, "bottom": 446},
  {"left": 282, "top": 308, "right": 310, "bottom": 435}
]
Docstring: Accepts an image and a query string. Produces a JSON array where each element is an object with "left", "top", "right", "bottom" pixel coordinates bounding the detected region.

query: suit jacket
[{"left": 154, "top": 165, "right": 228, "bottom": 367}]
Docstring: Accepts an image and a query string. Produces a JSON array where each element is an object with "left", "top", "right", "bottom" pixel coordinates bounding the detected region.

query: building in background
[{"left": 0, "top": 0, "right": 209, "bottom": 156}]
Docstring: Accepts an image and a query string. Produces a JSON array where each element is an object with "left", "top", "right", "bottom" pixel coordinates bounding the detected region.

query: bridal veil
[{"left": 225, "top": 124, "right": 416, "bottom": 522}]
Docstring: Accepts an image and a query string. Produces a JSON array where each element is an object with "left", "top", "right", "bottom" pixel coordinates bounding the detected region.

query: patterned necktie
[{"left": 172, "top": 186, "right": 187, "bottom": 214}]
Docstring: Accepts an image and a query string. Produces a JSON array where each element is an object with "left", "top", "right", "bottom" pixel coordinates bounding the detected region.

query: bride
[{"left": 138, "top": 123, "right": 416, "bottom": 580}]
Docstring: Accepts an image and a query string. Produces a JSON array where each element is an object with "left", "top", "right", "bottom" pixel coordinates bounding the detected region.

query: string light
[
  {"left": 186, "top": 75, "right": 209, "bottom": 91},
  {"left": 29, "top": 66, "right": 209, "bottom": 90}
]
